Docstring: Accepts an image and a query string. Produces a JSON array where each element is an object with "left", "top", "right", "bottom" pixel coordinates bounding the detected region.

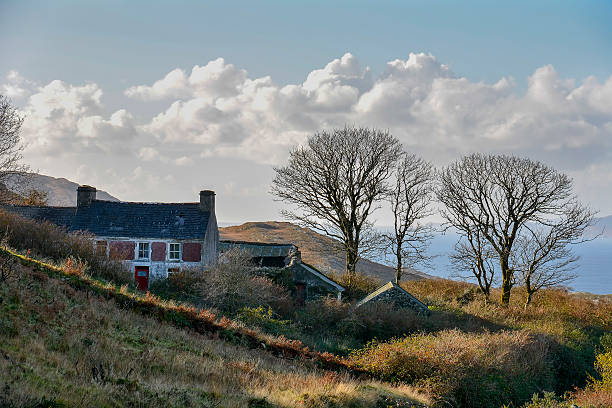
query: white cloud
[
  {"left": 8, "top": 52, "right": 612, "bottom": 217},
  {"left": 132, "top": 53, "right": 611, "bottom": 171},
  {"left": 175, "top": 156, "right": 194, "bottom": 166},
  {"left": 124, "top": 68, "right": 190, "bottom": 101},
  {"left": 124, "top": 58, "right": 248, "bottom": 101},
  {"left": 138, "top": 147, "right": 159, "bottom": 161},
  {"left": 1, "top": 70, "right": 36, "bottom": 99},
  {"left": 18, "top": 80, "right": 136, "bottom": 155}
]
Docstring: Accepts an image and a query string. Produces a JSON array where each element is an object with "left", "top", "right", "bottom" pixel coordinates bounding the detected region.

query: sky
[{"left": 1, "top": 0, "right": 612, "bottom": 224}]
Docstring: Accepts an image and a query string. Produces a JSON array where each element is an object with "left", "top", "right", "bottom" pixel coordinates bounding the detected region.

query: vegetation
[
  {"left": 0, "top": 210, "right": 132, "bottom": 284},
  {"left": 383, "top": 153, "right": 434, "bottom": 284},
  {"left": 437, "top": 153, "right": 596, "bottom": 306},
  {"left": 0, "top": 250, "right": 428, "bottom": 407},
  {"left": 271, "top": 126, "right": 402, "bottom": 283},
  {"left": 2, "top": 206, "right": 610, "bottom": 407}
]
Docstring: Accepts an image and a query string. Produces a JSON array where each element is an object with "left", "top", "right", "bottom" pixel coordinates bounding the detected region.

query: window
[
  {"left": 167, "top": 267, "right": 179, "bottom": 278},
  {"left": 169, "top": 243, "right": 181, "bottom": 261},
  {"left": 95, "top": 240, "right": 107, "bottom": 256},
  {"left": 137, "top": 242, "right": 150, "bottom": 259}
]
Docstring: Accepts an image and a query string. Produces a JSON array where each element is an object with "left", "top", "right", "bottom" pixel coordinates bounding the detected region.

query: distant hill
[
  {"left": 219, "top": 221, "right": 431, "bottom": 282},
  {"left": 8, "top": 173, "right": 119, "bottom": 206},
  {"left": 592, "top": 215, "right": 612, "bottom": 238}
]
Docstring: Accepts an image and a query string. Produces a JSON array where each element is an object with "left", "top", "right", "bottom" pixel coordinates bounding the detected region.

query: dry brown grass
[
  {"left": 0, "top": 253, "right": 430, "bottom": 408},
  {"left": 0, "top": 209, "right": 131, "bottom": 284},
  {"left": 349, "top": 329, "right": 555, "bottom": 408}
]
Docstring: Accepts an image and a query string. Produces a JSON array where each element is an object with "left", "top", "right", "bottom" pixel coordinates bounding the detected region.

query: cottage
[
  {"left": 4, "top": 185, "right": 344, "bottom": 300},
  {"left": 2, "top": 185, "right": 219, "bottom": 290}
]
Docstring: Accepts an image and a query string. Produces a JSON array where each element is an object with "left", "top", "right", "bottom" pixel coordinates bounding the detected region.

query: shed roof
[
  {"left": 219, "top": 240, "right": 295, "bottom": 257},
  {"left": 1, "top": 200, "right": 210, "bottom": 240},
  {"left": 356, "top": 281, "right": 429, "bottom": 314},
  {"left": 298, "top": 262, "right": 345, "bottom": 292}
]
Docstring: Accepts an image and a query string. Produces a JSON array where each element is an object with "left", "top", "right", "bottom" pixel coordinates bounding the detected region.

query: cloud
[
  {"left": 138, "top": 146, "right": 159, "bottom": 161},
  {"left": 124, "top": 68, "right": 190, "bottom": 100},
  {"left": 124, "top": 58, "right": 248, "bottom": 101},
  {"left": 8, "top": 52, "right": 612, "bottom": 216},
  {"left": 129, "top": 52, "right": 611, "bottom": 171},
  {"left": 17, "top": 79, "right": 136, "bottom": 156},
  {"left": 175, "top": 156, "right": 193, "bottom": 166},
  {"left": 1, "top": 70, "right": 36, "bottom": 99}
]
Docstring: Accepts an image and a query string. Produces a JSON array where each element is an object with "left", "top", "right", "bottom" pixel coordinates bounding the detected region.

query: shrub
[
  {"left": 331, "top": 271, "right": 381, "bottom": 301},
  {"left": 152, "top": 249, "right": 293, "bottom": 316},
  {"left": 295, "top": 297, "right": 352, "bottom": 331},
  {"left": 346, "top": 302, "right": 422, "bottom": 342},
  {"left": 349, "top": 329, "right": 555, "bottom": 408},
  {"left": 572, "top": 346, "right": 612, "bottom": 408},
  {"left": 237, "top": 306, "right": 293, "bottom": 336},
  {"left": 522, "top": 392, "right": 569, "bottom": 408},
  {"left": 0, "top": 210, "right": 131, "bottom": 284},
  {"left": 292, "top": 296, "right": 424, "bottom": 352},
  {"left": 594, "top": 350, "right": 612, "bottom": 387},
  {"left": 197, "top": 249, "right": 293, "bottom": 315}
]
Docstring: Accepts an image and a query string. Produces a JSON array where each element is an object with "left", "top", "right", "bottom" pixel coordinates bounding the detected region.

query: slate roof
[
  {"left": 297, "top": 262, "right": 345, "bottom": 292},
  {"left": 0, "top": 200, "right": 210, "bottom": 240},
  {"left": 219, "top": 240, "right": 295, "bottom": 257},
  {"left": 356, "top": 281, "right": 430, "bottom": 315}
]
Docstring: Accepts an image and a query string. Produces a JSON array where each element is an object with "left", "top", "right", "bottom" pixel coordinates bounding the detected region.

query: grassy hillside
[
  {"left": 0, "top": 251, "right": 428, "bottom": 408},
  {"left": 220, "top": 221, "right": 429, "bottom": 282},
  {"left": 2, "top": 211, "right": 611, "bottom": 407}
]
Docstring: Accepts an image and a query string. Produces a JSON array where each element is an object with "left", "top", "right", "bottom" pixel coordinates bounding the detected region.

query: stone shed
[{"left": 356, "top": 281, "right": 430, "bottom": 315}]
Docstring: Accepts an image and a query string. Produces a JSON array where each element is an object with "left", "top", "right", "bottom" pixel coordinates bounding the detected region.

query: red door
[{"left": 134, "top": 266, "right": 149, "bottom": 290}]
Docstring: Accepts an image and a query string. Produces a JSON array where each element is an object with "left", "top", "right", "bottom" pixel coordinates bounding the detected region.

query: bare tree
[
  {"left": 450, "top": 228, "right": 497, "bottom": 302},
  {"left": 271, "top": 127, "right": 402, "bottom": 283},
  {"left": 437, "top": 153, "right": 594, "bottom": 306},
  {"left": 383, "top": 153, "right": 435, "bottom": 283},
  {"left": 512, "top": 203, "right": 596, "bottom": 308},
  {"left": 0, "top": 95, "right": 29, "bottom": 202}
]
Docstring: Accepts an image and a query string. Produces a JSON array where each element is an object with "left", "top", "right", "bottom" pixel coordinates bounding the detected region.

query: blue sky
[
  {"left": 2, "top": 1, "right": 611, "bottom": 91},
  {"left": 1, "top": 1, "right": 612, "bottom": 223}
]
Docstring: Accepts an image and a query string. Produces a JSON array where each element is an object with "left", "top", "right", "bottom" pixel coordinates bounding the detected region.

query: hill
[
  {"left": 220, "top": 221, "right": 431, "bottom": 282},
  {"left": 6, "top": 173, "right": 119, "bottom": 206},
  {"left": 0, "top": 251, "right": 427, "bottom": 407},
  {"left": 2, "top": 208, "right": 611, "bottom": 407},
  {"left": 592, "top": 214, "right": 612, "bottom": 238}
]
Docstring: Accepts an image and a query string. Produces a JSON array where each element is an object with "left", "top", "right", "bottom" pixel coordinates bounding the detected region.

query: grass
[
  {"left": 3, "top": 211, "right": 611, "bottom": 407},
  {"left": 0, "top": 250, "right": 430, "bottom": 408}
]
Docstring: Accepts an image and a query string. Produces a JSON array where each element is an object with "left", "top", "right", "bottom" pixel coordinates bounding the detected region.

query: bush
[
  {"left": 572, "top": 345, "right": 612, "bottom": 408},
  {"left": 0, "top": 210, "right": 131, "bottom": 284},
  {"left": 349, "top": 329, "right": 555, "bottom": 408},
  {"left": 237, "top": 306, "right": 293, "bottom": 336},
  {"left": 152, "top": 249, "right": 293, "bottom": 317},
  {"left": 198, "top": 249, "right": 292, "bottom": 315},
  {"left": 346, "top": 302, "right": 422, "bottom": 342},
  {"left": 330, "top": 271, "right": 381, "bottom": 301}
]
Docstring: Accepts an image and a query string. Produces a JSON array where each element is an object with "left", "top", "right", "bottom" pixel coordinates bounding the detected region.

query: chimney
[
  {"left": 77, "top": 185, "right": 97, "bottom": 207},
  {"left": 199, "top": 190, "right": 215, "bottom": 214}
]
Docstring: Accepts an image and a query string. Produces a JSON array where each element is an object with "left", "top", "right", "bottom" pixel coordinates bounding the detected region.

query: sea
[{"left": 422, "top": 233, "right": 612, "bottom": 295}]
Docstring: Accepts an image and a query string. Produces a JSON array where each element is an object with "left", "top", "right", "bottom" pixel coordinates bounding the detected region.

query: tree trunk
[
  {"left": 500, "top": 254, "right": 512, "bottom": 306},
  {"left": 395, "top": 250, "right": 402, "bottom": 284},
  {"left": 345, "top": 247, "right": 358, "bottom": 285},
  {"left": 524, "top": 291, "right": 534, "bottom": 310}
]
